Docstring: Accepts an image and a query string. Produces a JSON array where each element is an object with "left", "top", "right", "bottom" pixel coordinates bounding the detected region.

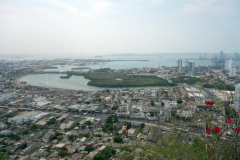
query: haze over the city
[{"left": 1, "top": 0, "right": 240, "bottom": 56}]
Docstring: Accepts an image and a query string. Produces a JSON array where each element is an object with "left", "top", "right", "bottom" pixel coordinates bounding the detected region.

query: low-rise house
[
  {"left": 53, "top": 143, "right": 65, "bottom": 150},
  {"left": 30, "top": 134, "right": 42, "bottom": 141},
  {"left": 78, "top": 129, "right": 90, "bottom": 138},
  {"left": 70, "top": 153, "right": 85, "bottom": 160},
  {"left": 98, "top": 145, "right": 106, "bottom": 152},
  {"left": 21, "top": 142, "right": 41, "bottom": 155},
  {"left": 105, "top": 142, "right": 121, "bottom": 149},
  {"left": 60, "top": 121, "right": 74, "bottom": 130},
  {"left": 56, "top": 114, "right": 68, "bottom": 122},
  {"left": 42, "top": 131, "right": 55, "bottom": 143},
  {"left": 0, "top": 129, "right": 11, "bottom": 135},
  {"left": 128, "top": 128, "right": 136, "bottom": 136},
  {"left": 80, "top": 137, "right": 87, "bottom": 144},
  {"left": 32, "top": 149, "right": 49, "bottom": 158}
]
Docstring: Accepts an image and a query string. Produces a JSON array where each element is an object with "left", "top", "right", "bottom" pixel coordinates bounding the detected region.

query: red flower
[
  {"left": 205, "top": 101, "right": 214, "bottom": 105},
  {"left": 225, "top": 118, "right": 233, "bottom": 124},
  {"left": 214, "top": 126, "right": 221, "bottom": 133},
  {"left": 237, "top": 127, "right": 240, "bottom": 133},
  {"left": 206, "top": 129, "right": 212, "bottom": 134}
]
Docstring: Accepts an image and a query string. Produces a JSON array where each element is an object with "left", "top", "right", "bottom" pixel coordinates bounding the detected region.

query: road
[{"left": 110, "top": 91, "right": 119, "bottom": 109}]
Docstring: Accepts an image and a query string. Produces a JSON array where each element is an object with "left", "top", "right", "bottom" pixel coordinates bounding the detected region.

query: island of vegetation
[
  {"left": 42, "top": 66, "right": 58, "bottom": 69},
  {"left": 60, "top": 75, "right": 71, "bottom": 79},
  {"left": 66, "top": 72, "right": 177, "bottom": 87},
  {"left": 71, "top": 67, "right": 90, "bottom": 70}
]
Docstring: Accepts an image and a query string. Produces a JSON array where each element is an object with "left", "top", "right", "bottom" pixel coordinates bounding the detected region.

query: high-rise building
[
  {"left": 220, "top": 51, "right": 225, "bottom": 60},
  {"left": 188, "top": 61, "right": 195, "bottom": 76},
  {"left": 178, "top": 59, "right": 182, "bottom": 74},
  {"left": 172, "top": 68, "right": 176, "bottom": 75},
  {"left": 225, "top": 60, "right": 229, "bottom": 70},
  {"left": 229, "top": 59, "right": 232, "bottom": 69},
  {"left": 225, "top": 59, "right": 233, "bottom": 71},
  {"left": 229, "top": 68, "right": 236, "bottom": 77},
  {"left": 235, "top": 52, "right": 239, "bottom": 60},
  {"left": 234, "top": 83, "right": 240, "bottom": 111},
  {"left": 193, "top": 67, "right": 198, "bottom": 76}
]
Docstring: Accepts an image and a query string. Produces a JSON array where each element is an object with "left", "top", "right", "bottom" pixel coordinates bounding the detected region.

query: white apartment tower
[
  {"left": 178, "top": 59, "right": 182, "bottom": 74},
  {"left": 229, "top": 68, "right": 236, "bottom": 77},
  {"left": 225, "top": 59, "right": 233, "bottom": 71},
  {"left": 229, "top": 59, "right": 232, "bottom": 69},
  {"left": 234, "top": 83, "right": 240, "bottom": 111}
]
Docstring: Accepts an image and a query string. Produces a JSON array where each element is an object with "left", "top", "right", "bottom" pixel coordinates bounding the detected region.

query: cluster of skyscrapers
[{"left": 218, "top": 51, "right": 239, "bottom": 60}]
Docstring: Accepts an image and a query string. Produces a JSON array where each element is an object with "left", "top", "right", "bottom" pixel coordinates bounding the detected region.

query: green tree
[
  {"left": 161, "top": 102, "right": 165, "bottom": 107},
  {"left": 125, "top": 122, "right": 131, "bottom": 129},
  {"left": 21, "top": 129, "right": 29, "bottom": 135},
  {"left": 4, "top": 122, "right": 11, "bottom": 126},
  {"left": 86, "top": 120, "right": 92, "bottom": 126},
  {"left": 30, "top": 124, "right": 38, "bottom": 130},
  {"left": 61, "top": 146, "right": 68, "bottom": 151},
  {"left": 75, "top": 149, "right": 78, "bottom": 153},
  {"left": 177, "top": 99, "right": 183, "bottom": 104},
  {"left": 57, "top": 136, "right": 63, "bottom": 141},
  {"left": 101, "top": 146, "right": 116, "bottom": 159},
  {"left": 76, "top": 122, "right": 80, "bottom": 126},
  {"left": 96, "top": 134, "right": 102, "bottom": 137},
  {"left": 81, "top": 125, "right": 86, "bottom": 129},
  {"left": 21, "top": 143, "right": 27, "bottom": 149},
  {"left": 112, "top": 106, "right": 118, "bottom": 110},
  {"left": 58, "top": 150, "right": 68, "bottom": 157},
  {"left": 93, "top": 154, "right": 105, "bottom": 160},
  {"left": 106, "top": 115, "right": 118, "bottom": 123},
  {"left": 83, "top": 134, "right": 90, "bottom": 138},
  {"left": 14, "top": 135, "right": 21, "bottom": 141},
  {"left": 102, "top": 126, "right": 107, "bottom": 132},
  {"left": 120, "top": 145, "right": 132, "bottom": 152},
  {"left": 113, "top": 136, "right": 123, "bottom": 143},
  {"left": 68, "top": 135, "right": 77, "bottom": 142},
  {"left": 107, "top": 124, "right": 117, "bottom": 131},
  {"left": 150, "top": 100, "right": 155, "bottom": 106},
  {"left": 85, "top": 144, "right": 94, "bottom": 153},
  {"left": 140, "top": 123, "right": 145, "bottom": 129},
  {"left": 47, "top": 118, "right": 56, "bottom": 125}
]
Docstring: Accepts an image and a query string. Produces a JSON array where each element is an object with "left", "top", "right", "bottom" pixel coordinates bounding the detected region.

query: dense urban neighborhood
[{"left": 0, "top": 55, "right": 240, "bottom": 160}]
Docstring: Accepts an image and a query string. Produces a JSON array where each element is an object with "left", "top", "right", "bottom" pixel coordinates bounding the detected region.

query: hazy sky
[{"left": 1, "top": 0, "right": 240, "bottom": 55}]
